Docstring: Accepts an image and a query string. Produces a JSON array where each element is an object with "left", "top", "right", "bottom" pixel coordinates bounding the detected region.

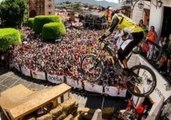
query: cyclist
[{"left": 99, "top": 12, "right": 144, "bottom": 76}]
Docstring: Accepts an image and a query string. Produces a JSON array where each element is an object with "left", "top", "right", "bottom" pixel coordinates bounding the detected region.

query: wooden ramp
[{"left": 0, "top": 83, "right": 71, "bottom": 120}]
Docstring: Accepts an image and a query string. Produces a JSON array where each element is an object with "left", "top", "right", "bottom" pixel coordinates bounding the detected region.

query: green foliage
[
  {"left": 73, "top": 3, "right": 80, "bottom": 12},
  {"left": 0, "top": 28, "right": 21, "bottom": 52},
  {"left": 42, "top": 22, "right": 66, "bottom": 41},
  {"left": 33, "top": 15, "right": 62, "bottom": 33},
  {"left": 27, "top": 18, "right": 34, "bottom": 28},
  {"left": 20, "top": 30, "right": 25, "bottom": 41},
  {"left": 24, "top": 0, "right": 29, "bottom": 22},
  {"left": 0, "top": 0, "right": 27, "bottom": 28}
]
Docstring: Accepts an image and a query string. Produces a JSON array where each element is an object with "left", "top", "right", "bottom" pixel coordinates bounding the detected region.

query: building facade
[
  {"left": 130, "top": 0, "right": 171, "bottom": 40},
  {"left": 29, "top": 0, "right": 55, "bottom": 17}
]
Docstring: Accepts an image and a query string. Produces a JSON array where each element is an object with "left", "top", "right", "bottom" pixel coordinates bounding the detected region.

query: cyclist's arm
[{"left": 100, "top": 15, "right": 120, "bottom": 40}]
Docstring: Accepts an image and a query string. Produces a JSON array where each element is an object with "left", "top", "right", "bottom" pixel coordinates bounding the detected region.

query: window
[{"left": 48, "top": 4, "right": 52, "bottom": 8}]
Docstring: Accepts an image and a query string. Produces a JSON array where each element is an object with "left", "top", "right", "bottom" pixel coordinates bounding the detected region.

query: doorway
[
  {"left": 29, "top": 10, "right": 37, "bottom": 18},
  {"left": 161, "top": 7, "right": 171, "bottom": 37},
  {"left": 143, "top": 9, "right": 150, "bottom": 26}
]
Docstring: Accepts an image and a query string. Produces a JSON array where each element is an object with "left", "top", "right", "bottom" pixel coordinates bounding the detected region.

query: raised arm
[{"left": 99, "top": 14, "right": 120, "bottom": 40}]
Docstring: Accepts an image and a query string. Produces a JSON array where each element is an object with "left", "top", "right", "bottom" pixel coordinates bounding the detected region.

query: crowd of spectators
[
  {"left": 13, "top": 27, "right": 96, "bottom": 78},
  {"left": 12, "top": 25, "right": 123, "bottom": 86},
  {"left": 137, "top": 19, "right": 171, "bottom": 80}
]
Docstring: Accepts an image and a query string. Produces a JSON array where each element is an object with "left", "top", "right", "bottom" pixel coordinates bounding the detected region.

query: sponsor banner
[
  {"left": 13, "top": 63, "right": 20, "bottom": 72},
  {"left": 66, "top": 76, "right": 83, "bottom": 89},
  {"left": 47, "top": 74, "right": 64, "bottom": 84},
  {"left": 104, "top": 86, "right": 127, "bottom": 97},
  {"left": 31, "top": 71, "right": 46, "bottom": 80},
  {"left": 83, "top": 81, "right": 103, "bottom": 94},
  {"left": 21, "top": 66, "right": 30, "bottom": 76}
]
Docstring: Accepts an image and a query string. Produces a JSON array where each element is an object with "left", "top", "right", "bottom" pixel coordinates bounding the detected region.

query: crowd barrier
[{"left": 11, "top": 62, "right": 127, "bottom": 97}]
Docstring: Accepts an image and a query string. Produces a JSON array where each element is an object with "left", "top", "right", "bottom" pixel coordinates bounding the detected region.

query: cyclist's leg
[
  {"left": 117, "top": 43, "right": 133, "bottom": 76},
  {"left": 118, "top": 31, "right": 144, "bottom": 76},
  {"left": 118, "top": 31, "right": 144, "bottom": 67},
  {"left": 118, "top": 40, "right": 136, "bottom": 68},
  {"left": 117, "top": 52, "right": 130, "bottom": 76}
]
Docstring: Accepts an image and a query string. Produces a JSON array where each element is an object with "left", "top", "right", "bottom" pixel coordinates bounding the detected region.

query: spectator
[
  {"left": 157, "top": 36, "right": 167, "bottom": 61},
  {"left": 146, "top": 26, "right": 158, "bottom": 44},
  {"left": 127, "top": 99, "right": 134, "bottom": 109},
  {"left": 105, "top": 6, "right": 111, "bottom": 22},
  {"left": 138, "top": 19, "right": 147, "bottom": 31},
  {"left": 166, "top": 34, "right": 171, "bottom": 74},
  {"left": 141, "top": 40, "right": 149, "bottom": 57},
  {"left": 136, "top": 104, "right": 147, "bottom": 120},
  {"left": 157, "top": 35, "right": 169, "bottom": 74},
  {"left": 146, "top": 26, "right": 158, "bottom": 60}
]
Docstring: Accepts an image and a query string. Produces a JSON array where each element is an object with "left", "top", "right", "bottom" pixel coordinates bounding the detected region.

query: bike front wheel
[
  {"left": 80, "top": 54, "right": 104, "bottom": 83},
  {"left": 126, "top": 65, "right": 156, "bottom": 97}
]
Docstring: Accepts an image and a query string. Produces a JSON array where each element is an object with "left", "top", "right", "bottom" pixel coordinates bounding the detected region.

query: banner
[
  {"left": 66, "top": 76, "right": 83, "bottom": 89},
  {"left": 47, "top": 74, "right": 64, "bottom": 84},
  {"left": 83, "top": 81, "right": 103, "bottom": 94},
  {"left": 31, "top": 71, "right": 46, "bottom": 80},
  {"left": 104, "top": 86, "right": 127, "bottom": 97},
  {"left": 21, "top": 66, "right": 30, "bottom": 76}
]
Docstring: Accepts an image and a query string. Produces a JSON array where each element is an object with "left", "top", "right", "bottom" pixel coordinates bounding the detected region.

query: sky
[
  {"left": 96, "top": 0, "right": 119, "bottom": 3},
  {"left": 0, "top": 0, "right": 119, "bottom": 4}
]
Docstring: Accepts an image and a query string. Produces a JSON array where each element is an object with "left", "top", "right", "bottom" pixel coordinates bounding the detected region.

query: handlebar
[
  {"left": 98, "top": 38, "right": 115, "bottom": 56},
  {"left": 98, "top": 38, "right": 111, "bottom": 46}
]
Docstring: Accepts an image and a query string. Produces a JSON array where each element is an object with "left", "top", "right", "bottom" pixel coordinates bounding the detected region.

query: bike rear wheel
[
  {"left": 126, "top": 65, "right": 156, "bottom": 97},
  {"left": 80, "top": 54, "right": 104, "bottom": 82}
]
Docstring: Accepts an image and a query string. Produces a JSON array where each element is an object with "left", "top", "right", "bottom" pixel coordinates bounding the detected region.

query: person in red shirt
[
  {"left": 136, "top": 104, "right": 148, "bottom": 119},
  {"left": 146, "top": 26, "right": 158, "bottom": 44},
  {"left": 127, "top": 99, "right": 134, "bottom": 109},
  {"left": 146, "top": 26, "right": 158, "bottom": 60}
]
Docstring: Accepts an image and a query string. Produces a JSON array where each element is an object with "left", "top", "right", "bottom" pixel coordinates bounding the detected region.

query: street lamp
[
  {"left": 137, "top": 0, "right": 163, "bottom": 9},
  {"left": 157, "top": 0, "right": 163, "bottom": 8}
]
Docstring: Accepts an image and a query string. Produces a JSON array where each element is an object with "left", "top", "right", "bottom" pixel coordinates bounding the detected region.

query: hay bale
[
  {"left": 102, "top": 107, "right": 115, "bottom": 119},
  {"left": 80, "top": 109, "right": 95, "bottom": 120},
  {"left": 27, "top": 117, "right": 36, "bottom": 120},
  {"left": 36, "top": 113, "right": 52, "bottom": 120},
  {"left": 77, "top": 107, "right": 90, "bottom": 113},
  {"left": 50, "top": 105, "right": 63, "bottom": 119},
  {"left": 73, "top": 113, "right": 82, "bottom": 120},
  {"left": 61, "top": 96, "right": 78, "bottom": 114},
  {"left": 56, "top": 112, "right": 67, "bottom": 120},
  {"left": 63, "top": 114, "right": 73, "bottom": 120}
]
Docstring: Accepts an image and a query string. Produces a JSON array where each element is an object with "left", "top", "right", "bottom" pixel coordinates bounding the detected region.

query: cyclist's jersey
[
  {"left": 100, "top": 13, "right": 144, "bottom": 40},
  {"left": 116, "top": 14, "right": 144, "bottom": 33}
]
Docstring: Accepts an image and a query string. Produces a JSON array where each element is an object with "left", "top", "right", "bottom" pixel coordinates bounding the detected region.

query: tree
[
  {"left": 0, "top": 0, "right": 27, "bottom": 28},
  {"left": 73, "top": 3, "right": 80, "bottom": 12}
]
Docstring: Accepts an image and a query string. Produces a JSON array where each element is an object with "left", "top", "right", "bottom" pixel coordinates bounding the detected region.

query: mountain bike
[{"left": 80, "top": 39, "right": 157, "bottom": 97}]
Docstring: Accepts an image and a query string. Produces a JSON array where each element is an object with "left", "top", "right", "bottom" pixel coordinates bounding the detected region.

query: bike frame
[{"left": 97, "top": 40, "right": 134, "bottom": 70}]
